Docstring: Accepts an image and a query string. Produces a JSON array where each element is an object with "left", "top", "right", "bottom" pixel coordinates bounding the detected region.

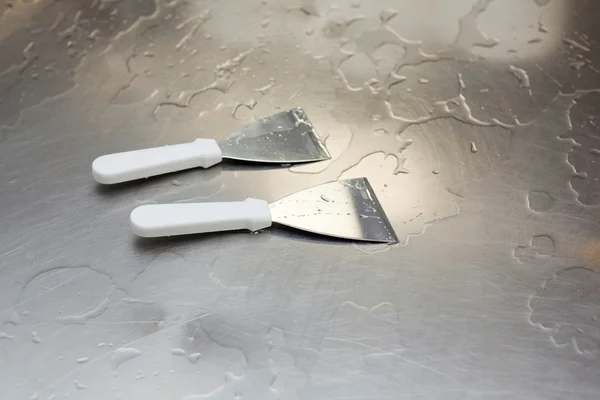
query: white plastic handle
[
  {"left": 92, "top": 139, "right": 223, "bottom": 184},
  {"left": 130, "top": 198, "right": 272, "bottom": 237}
]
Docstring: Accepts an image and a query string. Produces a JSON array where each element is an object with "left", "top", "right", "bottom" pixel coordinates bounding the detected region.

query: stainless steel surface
[
  {"left": 2, "top": 0, "right": 600, "bottom": 399},
  {"left": 270, "top": 177, "right": 398, "bottom": 243},
  {"left": 219, "top": 108, "right": 331, "bottom": 163}
]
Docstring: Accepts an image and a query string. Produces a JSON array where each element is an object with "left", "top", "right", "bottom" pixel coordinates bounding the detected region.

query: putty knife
[
  {"left": 130, "top": 178, "right": 397, "bottom": 243},
  {"left": 92, "top": 108, "right": 330, "bottom": 184}
]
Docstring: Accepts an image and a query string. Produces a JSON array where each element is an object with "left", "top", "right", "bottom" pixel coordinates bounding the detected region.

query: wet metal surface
[{"left": 1, "top": 0, "right": 600, "bottom": 399}]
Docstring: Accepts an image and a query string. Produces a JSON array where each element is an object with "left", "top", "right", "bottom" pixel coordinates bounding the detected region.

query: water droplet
[
  {"left": 187, "top": 352, "right": 202, "bottom": 364},
  {"left": 451, "top": 0, "right": 499, "bottom": 49},
  {"left": 322, "top": 17, "right": 364, "bottom": 38},
  {"left": 470, "top": 142, "right": 478, "bottom": 153},
  {"left": 290, "top": 0, "right": 320, "bottom": 16},
  {"left": 321, "top": 195, "right": 331, "bottom": 202},
  {"left": 380, "top": 9, "right": 398, "bottom": 23},
  {"left": 171, "top": 348, "right": 186, "bottom": 356},
  {"left": 418, "top": 78, "right": 429, "bottom": 84},
  {"left": 255, "top": 78, "right": 276, "bottom": 95},
  {"left": 171, "top": 180, "right": 181, "bottom": 186},
  {"left": 432, "top": 170, "right": 440, "bottom": 175},
  {"left": 74, "top": 380, "right": 85, "bottom": 390},
  {"left": 527, "top": 191, "right": 554, "bottom": 212},
  {"left": 570, "top": 61, "right": 586, "bottom": 71},
  {"left": 563, "top": 38, "right": 590, "bottom": 52},
  {"left": 509, "top": 65, "right": 531, "bottom": 89},
  {"left": 55, "top": 296, "right": 111, "bottom": 325},
  {"left": 76, "top": 357, "right": 89, "bottom": 364},
  {"left": 31, "top": 331, "right": 41, "bottom": 343},
  {"left": 110, "top": 348, "right": 142, "bottom": 369}
]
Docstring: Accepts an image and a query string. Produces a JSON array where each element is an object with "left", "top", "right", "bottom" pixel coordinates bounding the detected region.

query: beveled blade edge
[
  {"left": 304, "top": 128, "right": 331, "bottom": 162},
  {"left": 360, "top": 178, "right": 398, "bottom": 244},
  {"left": 273, "top": 223, "right": 399, "bottom": 244},
  {"left": 290, "top": 108, "right": 331, "bottom": 161},
  {"left": 270, "top": 178, "right": 398, "bottom": 244}
]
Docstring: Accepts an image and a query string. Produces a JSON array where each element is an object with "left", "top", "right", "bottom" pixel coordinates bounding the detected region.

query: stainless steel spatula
[
  {"left": 92, "top": 108, "right": 330, "bottom": 184},
  {"left": 130, "top": 178, "right": 398, "bottom": 243}
]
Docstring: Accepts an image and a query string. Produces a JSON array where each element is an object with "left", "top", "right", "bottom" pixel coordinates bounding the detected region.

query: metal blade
[
  {"left": 218, "top": 108, "right": 331, "bottom": 163},
  {"left": 269, "top": 178, "right": 398, "bottom": 243}
]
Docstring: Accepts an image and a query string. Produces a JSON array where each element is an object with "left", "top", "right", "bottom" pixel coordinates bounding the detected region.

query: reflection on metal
[
  {"left": 220, "top": 108, "right": 331, "bottom": 163},
  {"left": 271, "top": 177, "right": 398, "bottom": 243}
]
